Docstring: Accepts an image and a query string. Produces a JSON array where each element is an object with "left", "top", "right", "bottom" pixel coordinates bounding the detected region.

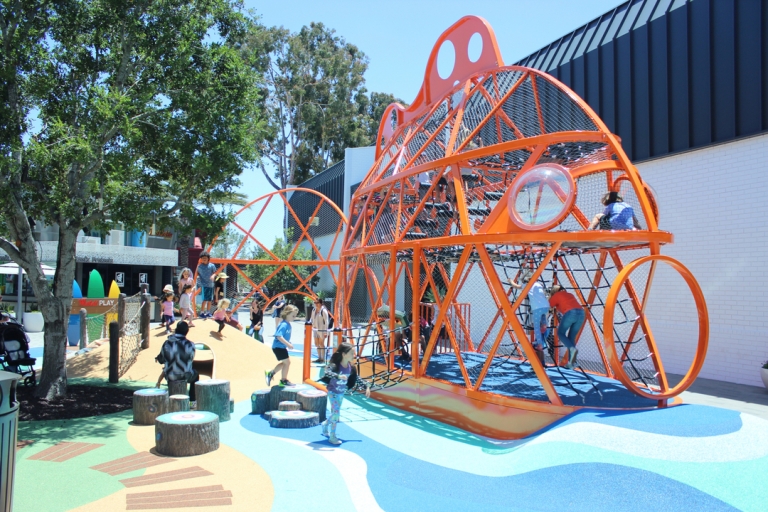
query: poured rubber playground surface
[{"left": 16, "top": 324, "right": 768, "bottom": 511}]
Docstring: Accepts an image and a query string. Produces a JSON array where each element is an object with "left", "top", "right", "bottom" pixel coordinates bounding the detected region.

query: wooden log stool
[
  {"left": 268, "top": 383, "right": 312, "bottom": 412},
  {"left": 297, "top": 389, "right": 328, "bottom": 422},
  {"left": 268, "top": 410, "right": 319, "bottom": 429},
  {"left": 251, "top": 389, "right": 270, "bottom": 415},
  {"left": 155, "top": 411, "right": 219, "bottom": 456},
  {"left": 195, "top": 379, "right": 231, "bottom": 422},
  {"left": 133, "top": 388, "right": 169, "bottom": 425},
  {"left": 167, "top": 379, "right": 188, "bottom": 397},
  {"left": 278, "top": 400, "right": 301, "bottom": 411},
  {"left": 169, "top": 394, "right": 190, "bottom": 413}
]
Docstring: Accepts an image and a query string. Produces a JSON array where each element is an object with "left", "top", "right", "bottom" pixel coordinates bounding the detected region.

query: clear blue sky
[{"left": 234, "top": 0, "right": 624, "bottom": 246}]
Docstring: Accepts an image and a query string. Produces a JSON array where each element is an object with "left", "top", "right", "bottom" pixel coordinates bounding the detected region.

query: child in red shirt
[{"left": 548, "top": 285, "right": 585, "bottom": 369}]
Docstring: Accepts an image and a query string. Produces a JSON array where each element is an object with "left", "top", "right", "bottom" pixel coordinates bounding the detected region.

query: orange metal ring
[{"left": 603, "top": 254, "right": 708, "bottom": 400}]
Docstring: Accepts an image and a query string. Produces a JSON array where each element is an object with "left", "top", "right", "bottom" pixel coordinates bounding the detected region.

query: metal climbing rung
[
  {"left": 414, "top": 218, "right": 437, "bottom": 229},
  {"left": 484, "top": 191, "right": 503, "bottom": 201},
  {"left": 424, "top": 202, "right": 451, "bottom": 211},
  {"left": 467, "top": 207, "right": 491, "bottom": 216}
]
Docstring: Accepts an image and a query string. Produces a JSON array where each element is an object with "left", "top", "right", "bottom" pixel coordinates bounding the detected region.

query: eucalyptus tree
[{"left": 0, "top": 0, "right": 265, "bottom": 398}]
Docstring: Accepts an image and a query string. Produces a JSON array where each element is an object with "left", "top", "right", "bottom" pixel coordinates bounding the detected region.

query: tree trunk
[
  {"left": 178, "top": 234, "right": 190, "bottom": 268},
  {"left": 34, "top": 226, "right": 79, "bottom": 399}
]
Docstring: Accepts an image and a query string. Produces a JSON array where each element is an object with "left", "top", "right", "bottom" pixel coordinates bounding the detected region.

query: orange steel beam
[
  {"left": 607, "top": 250, "right": 668, "bottom": 392},
  {"left": 604, "top": 255, "right": 708, "bottom": 401},
  {"left": 556, "top": 256, "right": 610, "bottom": 373},
  {"left": 343, "top": 230, "right": 674, "bottom": 256},
  {"left": 412, "top": 245, "right": 422, "bottom": 377},
  {"left": 453, "top": 72, "right": 529, "bottom": 155},
  {"left": 356, "top": 130, "right": 607, "bottom": 197},
  {"left": 476, "top": 244, "right": 562, "bottom": 405},
  {"left": 472, "top": 244, "right": 560, "bottom": 391},
  {"left": 419, "top": 245, "right": 474, "bottom": 387}
]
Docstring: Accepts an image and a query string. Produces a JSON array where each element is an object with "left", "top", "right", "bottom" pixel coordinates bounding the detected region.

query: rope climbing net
[{"left": 118, "top": 294, "right": 144, "bottom": 378}]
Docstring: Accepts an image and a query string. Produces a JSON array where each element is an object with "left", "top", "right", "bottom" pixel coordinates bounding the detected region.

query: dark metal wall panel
[
  {"left": 631, "top": 23, "right": 651, "bottom": 161},
  {"left": 600, "top": 43, "right": 617, "bottom": 131},
  {"left": 689, "top": 0, "right": 712, "bottom": 148},
  {"left": 736, "top": 0, "right": 762, "bottom": 136},
  {"left": 515, "top": 0, "right": 768, "bottom": 163},
  {"left": 648, "top": 10, "right": 669, "bottom": 156},
  {"left": 616, "top": 33, "right": 634, "bottom": 158},
  {"left": 668, "top": 2, "right": 690, "bottom": 152},
  {"left": 711, "top": 0, "right": 736, "bottom": 142}
]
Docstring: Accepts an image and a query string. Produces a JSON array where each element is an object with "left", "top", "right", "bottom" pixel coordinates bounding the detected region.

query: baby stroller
[{"left": 0, "top": 318, "right": 37, "bottom": 386}]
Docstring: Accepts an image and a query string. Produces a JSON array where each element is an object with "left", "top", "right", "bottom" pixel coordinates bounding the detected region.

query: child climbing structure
[{"left": 316, "top": 15, "right": 708, "bottom": 439}]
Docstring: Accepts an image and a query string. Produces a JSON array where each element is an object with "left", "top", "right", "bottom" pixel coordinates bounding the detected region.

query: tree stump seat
[
  {"left": 169, "top": 394, "right": 190, "bottom": 413},
  {"left": 167, "top": 379, "right": 188, "bottom": 397},
  {"left": 133, "top": 388, "right": 169, "bottom": 425},
  {"left": 278, "top": 400, "right": 301, "bottom": 411},
  {"left": 268, "top": 410, "right": 319, "bottom": 429},
  {"left": 268, "top": 383, "right": 313, "bottom": 412},
  {"left": 251, "top": 389, "right": 271, "bottom": 415},
  {"left": 195, "top": 379, "right": 230, "bottom": 422},
  {"left": 155, "top": 411, "right": 219, "bottom": 456},
  {"left": 297, "top": 389, "right": 328, "bottom": 422}
]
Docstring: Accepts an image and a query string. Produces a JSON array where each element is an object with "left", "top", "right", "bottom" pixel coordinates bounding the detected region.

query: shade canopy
[{"left": 0, "top": 262, "right": 55, "bottom": 276}]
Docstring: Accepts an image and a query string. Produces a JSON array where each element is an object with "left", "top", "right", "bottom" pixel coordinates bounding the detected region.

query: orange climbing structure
[
  {"left": 201, "top": 188, "right": 347, "bottom": 312},
  {"left": 306, "top": 16, "right": 709, "bottom": 439}
]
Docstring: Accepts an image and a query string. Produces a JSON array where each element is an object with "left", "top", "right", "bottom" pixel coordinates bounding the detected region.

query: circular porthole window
[{"left": 507, "top": 164, "right": 576, "bottom": 231}]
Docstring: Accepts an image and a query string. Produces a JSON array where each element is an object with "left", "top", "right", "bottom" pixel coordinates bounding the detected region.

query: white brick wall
[{"left": 637, "top": 132, "right": 768, "bottom": 387}]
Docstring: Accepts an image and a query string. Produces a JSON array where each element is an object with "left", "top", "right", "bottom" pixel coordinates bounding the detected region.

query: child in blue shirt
[{"left": 265, "top": 304, "right": 299, "bottom": 387}]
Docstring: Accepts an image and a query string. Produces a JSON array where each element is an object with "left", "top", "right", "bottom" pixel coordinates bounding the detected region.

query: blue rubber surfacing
[{"left": 237, "top": 407, "right": 739, "bottom": 512}]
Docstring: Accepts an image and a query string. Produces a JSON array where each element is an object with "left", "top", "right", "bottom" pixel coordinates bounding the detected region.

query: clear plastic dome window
[{"left": 507, "top": 164, "right": 576, "bottom": 231}]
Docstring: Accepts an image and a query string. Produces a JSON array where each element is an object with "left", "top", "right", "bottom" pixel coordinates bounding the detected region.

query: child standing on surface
[
  {"left": 178, "top": 284, "right": 196, "bottom": 327},
  {"left": 196, "top": 252, "right": 217, "bottom": 318},
  {"left": 265, "top": 304, "right": 298, "bottom": 387},
  {"left": 248, "top": 299, "right": 264, "bottom": 342},
  {"left": 161, "top": 292, "right": 176, "bottom": 334},
  {"left": 321, "top": 342, "right": 370, "bottom": 445}
]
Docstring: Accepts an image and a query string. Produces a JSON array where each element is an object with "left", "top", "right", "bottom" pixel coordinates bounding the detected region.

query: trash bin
[{"left": 0, "top": 371, "right": 21, "bottom": 512}]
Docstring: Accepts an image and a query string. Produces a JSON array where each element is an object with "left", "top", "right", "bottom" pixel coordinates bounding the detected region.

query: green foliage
[
  {"left": 243, "top": 229, "right": 318, "bottom": 306},
  {"left": 2, "top": 0, "right": 265, "bottom": 238},
  {"left": 242, "top": 21, "right": 405, "bottom": 188},
  {"left": 0, "top": 0, "right": 267, "bottom": 397}
]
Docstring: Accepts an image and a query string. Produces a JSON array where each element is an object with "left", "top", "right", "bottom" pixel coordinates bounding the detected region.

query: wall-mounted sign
[{"left": 115, "top": 272, "right": 125, "bottom": 287}]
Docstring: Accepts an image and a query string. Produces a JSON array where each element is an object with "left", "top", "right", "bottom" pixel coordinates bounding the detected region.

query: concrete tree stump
[
  {"left": 251, "top": 389, "right": 270, "bottom": 415},
  {"left": 195, "top": 379, "right": 231, "bottom": 422},
  {"left": 268, "top": 410, "right": 319, "bottom": 429},
  {"left": 155, "top": 411, "right": 219, "bottom": 456},
  {"left": 133, "top": 389, "right": 169, "bottom": 425},
  {"left": 297, "top": 389, "right": 328, "bottom": 422},
  {"left": 168, "top": 380, "right": 188, "bottom": 396},
  {"left": 169, "top": 394, "right": 190, "bottom": 413},
  {"left": 268, "top": 383, "right": 312, "bottom": 412},
  {"left": 278, "top": 401, "right": 301, "bottom": 411}
]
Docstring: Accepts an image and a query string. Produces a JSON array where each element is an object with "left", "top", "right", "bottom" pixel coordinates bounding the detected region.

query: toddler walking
[{"left": 179, "top": 284, "right": 196, "bottom": 327}]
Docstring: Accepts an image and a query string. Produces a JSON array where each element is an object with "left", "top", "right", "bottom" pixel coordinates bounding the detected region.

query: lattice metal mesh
[{"left": 534, "top": 75, "right": 599, "bottom": 133}]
